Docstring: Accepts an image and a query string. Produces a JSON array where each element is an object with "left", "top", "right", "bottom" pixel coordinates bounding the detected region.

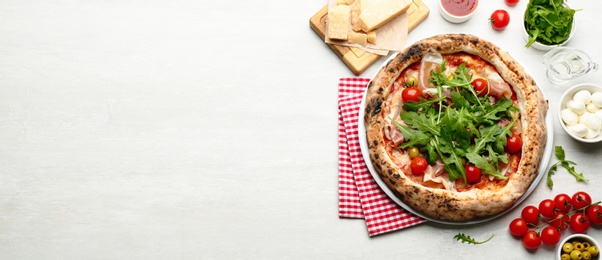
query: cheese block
[
  {"left": 358, "top": 0, "right": 411, "bottom": 32},
  {"left": 327, "top": 5, "right": 351, "bottom": 40},
  {"left": 336, "top": 0, "right": 354, "bottom": 4}
]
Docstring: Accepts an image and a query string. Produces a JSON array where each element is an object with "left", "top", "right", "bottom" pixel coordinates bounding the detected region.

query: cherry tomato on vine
[
  {"left": 490, "top": 10, "right": 510, "bottom": 31},
  {"left": 410, "top": 156, "right": 428, "bottom": 176},
  {"left": 571, "top": 191, "right": 592, "bottom": 210},
  {"left": 570, "top": 212, "right": 591, "bottom": 234},
  {"left": 505, "top": 0, "right": 519, "bottom": 6},
  {"left": 521, "top": 205, "right": 540, "bottom": 225},
  {"left": 539, "top": 199, "right": 557, "bottom": 219},
  {"left": 550, "top": 212, "right": 570, "bottom": 231},
  {"left": 509, "top": 218, "right": 529, "bottom": 237},
  {"left": 505, "top": 134, "right": 522, "bottom": 154},
  {"left": 402, "top": 87, "right": 422, "bottom": 103},
  {"left": 540, "top": 225, "right": 561, "bottom": 246},
  {"left": 586, "top": 205, "right": 602, "bottom": 225},
  {"left": 554, "top": 193, "right": 573, "bottom": 214},
  {"left": 471, "top": 78, "right": 489, "bottom": 97},
  {"left": 522, "top": 230, "right": 541, "bottom": 250},
  {"left": 464, "top": 164, "right": 482, "bottom": 183}
]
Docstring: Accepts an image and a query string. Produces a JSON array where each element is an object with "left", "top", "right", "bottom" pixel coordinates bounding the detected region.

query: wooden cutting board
[{"left": 309, "top": 0, "right": 430, "bottom": 75}]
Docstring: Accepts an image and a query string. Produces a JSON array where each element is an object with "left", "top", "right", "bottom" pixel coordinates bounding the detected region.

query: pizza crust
[{"left": 363, "top": 34, "right": 548, "bottom": 222}]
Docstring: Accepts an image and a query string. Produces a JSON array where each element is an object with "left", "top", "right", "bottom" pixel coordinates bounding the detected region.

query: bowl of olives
[{"left": 557, "top": 234, "right": 600, "bottom": 260}]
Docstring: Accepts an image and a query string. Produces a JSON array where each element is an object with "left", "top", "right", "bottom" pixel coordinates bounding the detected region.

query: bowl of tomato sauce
[{"left": 439, "top": 0, "right": 479, "bottom": 23}]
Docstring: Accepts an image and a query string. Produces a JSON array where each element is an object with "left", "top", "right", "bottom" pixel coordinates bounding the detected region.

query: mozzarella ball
[
  {"left": 587, "top": 103, "right": 600, "bottom": 113},
  {"left": 573, "top": 89, "right": 592, "bottom": 104},
  {"left": 569, "top": 124, "right": 588, "bottom": 138},
  {"left": 591, "top": 92, "right": 602, "bottom": 108},
  {"left": 595, "top": 110, "right": 602, "bottom": 120},
  {"left": 561, "top": 109, "right": 579, "bottom": 126},
  {"left": 584, "top": 113, "right": 602, "bottom": 131},
  {"left": 579, "top": 112, "right": 593, "bottom": 124},
  {"left": 567, "top": 100, "right": 587, "bottom": 115},
  {"left": 586, "top": 128, "right": 601, "bottom": 139}
]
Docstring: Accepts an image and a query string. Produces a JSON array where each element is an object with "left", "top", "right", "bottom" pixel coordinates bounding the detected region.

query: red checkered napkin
[{"left": 338, "top": 78, "right": 426, "bottom": 236}]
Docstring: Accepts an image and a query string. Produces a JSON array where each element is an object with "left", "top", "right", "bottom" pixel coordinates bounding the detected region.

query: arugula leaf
[
  {"left": 524, "top": 0, "right": 577, "bottom": 47},
  {"left": 546, "top": 146, "right": 588, "bottom": 189},
  {"left": 454, "top": 233, "right": 494, "bottom": 245}
]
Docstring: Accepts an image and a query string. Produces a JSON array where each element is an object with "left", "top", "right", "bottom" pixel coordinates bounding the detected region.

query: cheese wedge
[
  {"left": 336, "top": 0, "right": 354, "bottom": 4},
  {"left": 348, "top": 32, "right": 368, "bottom": 45},
  {"left": 327, "top": 5, "right": 351, "bottom": 40},
  {"left": 358, "top": 0, "right": 411, "bottom": 32}
]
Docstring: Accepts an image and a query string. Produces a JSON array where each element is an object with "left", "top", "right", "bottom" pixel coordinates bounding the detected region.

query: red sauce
[{"left": 441, "top": 0, "right": 477, "bottom": 17}]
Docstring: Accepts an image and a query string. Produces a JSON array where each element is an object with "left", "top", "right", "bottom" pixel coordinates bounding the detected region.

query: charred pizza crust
[{"left": 363, "top": 34, "right": 548, "bottom": 222}]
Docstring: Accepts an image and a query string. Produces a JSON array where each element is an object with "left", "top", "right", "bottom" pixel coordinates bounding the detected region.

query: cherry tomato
[
  {"left": 509, "top": 218, "right": 529, "bottom": 237},
  {"left": 505, "top": 0, "right": 519, "bottom": 6},
  {"left": 402, "top": 87, "right": 422, "bottom": 103},
  {"left": 521, "top": 205, "right": 539, "bottom": 225},
  {"left": 554, "top": 193, "right": 573, "bottom": 214},
  {"left": 539, "top": 199, "right": 556, "bottom": 219},
  {"left": 571, "top": 191, "right": 592, "bottom": 210},
  {"left": 490, "top": 10, "right": 510, "bottom": 31},
  {"left": 550, "top": 212, "right": 570, "bottom": 231},
  {"left": 522, "top": 230, "right": 541, "bottom": 250},
  {"left": 464, "top": 164, "right": 482, "bottom": 183},
  {"left": 410, "top": 156, "right": 428, "bottom": 175},
  {"left": 586, "top": 205, "right": 602, "bottom": 225},
  {"left": 471, "top": 78, "right": 489, "bottom": 97},
  {"left": 505, "top": 134, "right": 522, "bottom": 154},
  {"left": 570, "top": 212, "right": 591, "bottom": 233},
  {"left": 540, "top": 225, "right": 561, "bottom": 246}
]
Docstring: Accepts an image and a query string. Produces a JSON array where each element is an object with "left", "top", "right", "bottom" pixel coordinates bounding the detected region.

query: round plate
[{"left": 357, "top": 55, "right": 554, "bottom": 225}]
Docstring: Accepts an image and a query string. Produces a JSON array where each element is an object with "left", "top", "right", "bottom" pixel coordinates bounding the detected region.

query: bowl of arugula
[{"left": 522, "top": 0, "right": 576, "bottom": 51}]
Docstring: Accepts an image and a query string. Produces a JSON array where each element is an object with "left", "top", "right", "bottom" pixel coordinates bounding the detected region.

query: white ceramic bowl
[
  {"left": 439, "top": 0, "right": 478, "bottom": 23},
  {"left": 556, "top": 234, "right": 600, "bottom": 260},
  {"left": 522, "top": 4, "right": 575, "bottom": 51},
  {"left": 558, "top": 83, "right": 602, "bottom": 143}
]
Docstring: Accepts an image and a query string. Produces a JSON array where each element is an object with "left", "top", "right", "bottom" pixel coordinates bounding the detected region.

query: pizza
[{"left": 363, "top": 34, "right": 548, "bottom": 222}]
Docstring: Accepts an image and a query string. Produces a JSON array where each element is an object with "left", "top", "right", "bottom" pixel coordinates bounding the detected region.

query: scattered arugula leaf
[
  {"left": 454, "top": 233, "right": 494, "bottom": 245},
  {"left": 546, "top": 146, "right": 588, "bottom": 189}
]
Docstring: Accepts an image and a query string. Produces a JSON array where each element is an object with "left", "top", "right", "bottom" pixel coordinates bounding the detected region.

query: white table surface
[{"left": 1, "top": 0, "right": 601, "bottom": 259}]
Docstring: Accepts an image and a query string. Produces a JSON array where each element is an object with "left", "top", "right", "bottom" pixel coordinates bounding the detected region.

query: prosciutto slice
[
  {"left": 418, "top": 50, "right": 443, "bottom": 94},
  {"left": 487, "top": 71, "right": 513, "bottom": 99}
]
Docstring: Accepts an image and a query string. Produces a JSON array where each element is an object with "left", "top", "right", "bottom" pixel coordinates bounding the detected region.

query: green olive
[
  {"left": 570, "top": 250, "right": 582, "bottom": 260},
  {"left": 575, "top": 243, "right": 584, "bottom": 251},
  {"left": 588, "top": 246, "right": 599, "bottom": 256},
  {"left": 564, "top": 243, "right": 575, "bottom": 253},
  {"left": 405, "top": 76, "right": 417, "bottom": 87},
  {"left": 408, "top": 147, "right": 420, "bottom": 159},
  {"left": 561, "top": 254, "right": 572, "bottom": 260},
  {"left": 582, "top": 242, "right": 591, "bottom": 250},
  {"left": 581, "top": 251, "right": 591, "bottom": 260}
]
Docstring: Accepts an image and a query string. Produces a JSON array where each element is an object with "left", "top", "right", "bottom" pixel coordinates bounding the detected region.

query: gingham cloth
[{"left": 338, "top": 77, "right": 426, "bottom": 236}]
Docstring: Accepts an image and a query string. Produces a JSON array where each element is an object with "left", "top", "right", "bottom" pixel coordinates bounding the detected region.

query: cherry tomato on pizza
[
  {"left": 490, "top": 10, "right": 510, "bottom": 31},
  {"left": 464, "top": 164, "right": 482, "bottom": 183},
  {"left": 410, "top": 156, "right": 428, "bottom": 175},
  {"left": 402, "top": 87, "right": 422, "bottom": 103},
  {"left": 471, "top": 78, "right": 489, "bottom": 97},
  {"left": 505, "top": 134, "right": 522, "bottom": 153}
]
